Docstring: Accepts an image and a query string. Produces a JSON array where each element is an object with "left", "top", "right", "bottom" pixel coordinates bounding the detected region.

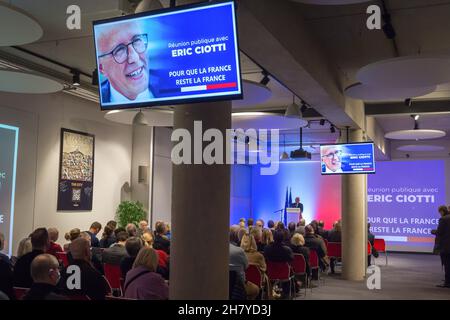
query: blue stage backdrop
[{"left": 230, "top": 162, "right": 342, "bottom": 229}]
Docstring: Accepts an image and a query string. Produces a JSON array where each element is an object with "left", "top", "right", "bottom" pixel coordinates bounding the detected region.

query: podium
[{"left": 286, "top": 208, "right": 300, "bottom": 224}]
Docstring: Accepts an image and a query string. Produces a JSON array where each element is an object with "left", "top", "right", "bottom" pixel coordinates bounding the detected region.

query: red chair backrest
[
  {"left": 245, "top": 264, "right": 262, "bottom": 287},
  {"left": 103, "top": 263, "right": 122, "bottom": 290},
  {"left": 327, "top": 242, "right": 342, "bottom": 258},
  {"left": 373, "top": 239, "right": 386, "bottom": 252},
  {"left": 13, "top": 287, "right": 29, "bottom": 300},
  {"left": 266, "top": 261, "right": 291, "bottom": 281},
  {"left": 291, "top": 254, "right": 307, "bottom": 275},
  {"left": 55, "top": 252, "right": 69, "bottom": 268},
  {"left": 367, "top": 242, "right": 372, "bottom": 255},
  {"left": 309, "top": 250, "right": 319, "bottom": 269}
]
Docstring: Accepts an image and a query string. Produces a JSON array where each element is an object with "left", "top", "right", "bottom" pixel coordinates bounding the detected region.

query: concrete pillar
[
  {"left": 170, "top": 102, "right": 231, "bottom": 299},
  {"left": 341, "top": 129, "right": 368, "bottom": 281}
]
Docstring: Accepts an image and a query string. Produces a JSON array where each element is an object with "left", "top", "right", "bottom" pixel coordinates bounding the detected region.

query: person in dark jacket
[
  {"left": 85, "top": 222, "right": 102, "bottom": 248},
  {"left": 0, "top": 232, "right": 13, "bottom": 300},
  {"left": 290, "top": 233, "right": 310, "bottom": 276},
  {"left": 434, "top": 205, "right": 450, "bottom": 288},
  {"left": 153, "top": 222, "right": 170, "bottom": 254},
  {"left": 304, "top": 225, "right": 328, "bottom": 275},
  {"left": 13, "top": 228, "right": 49, "bottom": 288},
  {"left": 102, "top": 231, "right": 128, "bottom": 265},
  {"left": 327, "top": 221, "right": 342, "bottom": 273},
  {"left": 23, "top": 254, "right": 66, "bottom": 300},
  {"left": 60, "top": 238, "right": 110, "bottom": 300},
  {"left": 100, "top": 225, "right": 116, "bottom": 249}
]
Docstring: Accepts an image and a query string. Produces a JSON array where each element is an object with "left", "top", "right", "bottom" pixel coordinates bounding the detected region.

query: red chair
[
  {"left": 309, "top": 249, "right": 322, "bottom": 286},
  {"left": 327, "top": 242, "right": 342, "bottom": 259},
  {"left": 290, "top": 254, "right": 308, "bottom": 296},
  {"left": 13, "top": 287, "right": 29, "bottom": 300},
  {"left": 374, "top": 238, "right": 388, "bottom": 265},
  {"left": 245, "top": 264, "right": 267, "bottom": 299},
  {"left": 266, "top": 261, "right": 294, "bottom": 299},
  {"left": 55, "top": 252, "right": 69, "bottom": 268},
  {"left": 103, "top": 264, "right": 122, "bottom": 296}
]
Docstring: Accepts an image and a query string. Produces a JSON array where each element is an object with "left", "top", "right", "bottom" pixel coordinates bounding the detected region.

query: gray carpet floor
[{"left": 297, "top": 253, "right": 450, "bottom": 300}]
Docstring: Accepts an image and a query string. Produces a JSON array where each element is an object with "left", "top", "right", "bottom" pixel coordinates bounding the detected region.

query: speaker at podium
[{"left": 286, "top": 208, "right": 300, "bottom": 224}]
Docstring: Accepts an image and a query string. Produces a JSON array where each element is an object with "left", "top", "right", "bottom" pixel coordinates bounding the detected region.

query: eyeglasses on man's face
[
  {"left": 322, "top": 150, "right": 342, "bottom": 159},
  {"left": 99, "top": 34, "right": 148, "bottom": 64}
]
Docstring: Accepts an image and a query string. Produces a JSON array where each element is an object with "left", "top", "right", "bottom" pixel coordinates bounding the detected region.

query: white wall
[
  {"left": 0, "top": 91, "right": 132, "bottom": 255},
  {"left": 151, "top": 127, "right": 172, "bottom": 228}
]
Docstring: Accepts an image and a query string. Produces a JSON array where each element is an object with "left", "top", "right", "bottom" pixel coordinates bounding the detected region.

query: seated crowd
[
  {"left": 229, "top": 218, "right": 353, "bottom": 299},
  {"left": 0, "top": 219, "right": 171, "bottom": 300}
]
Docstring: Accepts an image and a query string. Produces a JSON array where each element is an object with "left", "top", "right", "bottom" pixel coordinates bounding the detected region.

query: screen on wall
[
  {"left": 0, "top": 124, "right": 19, "bottom": 257},
  {"left": 93, "top": 0, "right": 242, "bottom": 110},
  {"left": 320, "top": 142, "right": 375, "bottom": 175},
  {"left": 368, "top": 160, "right": 446, "bottom": 253}
]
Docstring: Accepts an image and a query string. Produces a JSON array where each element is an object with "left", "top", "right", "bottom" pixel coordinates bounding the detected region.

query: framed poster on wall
[{"left": 57, "top": 128, "right": 95, "bottom": 211}]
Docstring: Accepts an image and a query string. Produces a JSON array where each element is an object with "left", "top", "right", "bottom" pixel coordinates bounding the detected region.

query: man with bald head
[
  {"left": 60, "top": 238, "right": 110, "bottom": 300},
  {"left": 321, "top": 145, "right": 343, "bottom": 173},
  {"left": 23, "top": 254, "right": 66, "bottom": 300},
  {"left": 96, "top": 21, "right": 153, "bottom": 103}
]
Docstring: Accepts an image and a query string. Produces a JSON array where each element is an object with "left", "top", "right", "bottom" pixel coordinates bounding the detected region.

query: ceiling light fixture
[
  {"left": 330, "top": 125, "right": 336, "bottom": 134},
  {"left": 71, "top": 69, "right": 80, "bottom": 86},
  {"left": 132, "top": 109, "right": 149, "bottom": 126},
  {"left": 260, "top": 70, "right": 270, "bottom": 86},
  {"left": 300, "top": 101, "right": 308, "bottom": 113},
  {"left": 319, "top": 119, "right": 325, "bottom": 126},
  {"left": 414, "top": 114, "right": 420, "bottom": 121},
  {"left": 280, "top": 134, "right": 289, "bottom": 160},
  {"left": 285, "top": 95, "right": 301, "bottom": 118},
  {"left": 405, "top": 98, "right": 412, "bottom": 107}
]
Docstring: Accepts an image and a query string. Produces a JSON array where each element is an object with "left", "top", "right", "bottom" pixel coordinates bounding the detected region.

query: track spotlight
[
  {"left": 92, "top": 69, "right": 99, "bottom": 86},
  {"left": 414, "top": 115, "right": 420, "bottom": 121},
  {"left": 300, "top": 101, "right": 308, "bottom": 113},
  {"left": 260, "top": 70, "right": 270, "bottom": 86},
  {"left": 319, "top": 119, "right": 325, "bottom": 126},
  {"left": 330, "top": 125, "right": 336, "bottom": 134},
  {"left": 71, "top": 69, "right": 80, "bottom": 86},
  {"left": 405, "top": 98, "right": 412, "bottom": 107}
]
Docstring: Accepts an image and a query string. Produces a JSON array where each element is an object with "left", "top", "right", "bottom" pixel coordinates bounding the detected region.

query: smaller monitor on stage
[{"left": 320, "top": 142, "right": 375, "bottom": 175}]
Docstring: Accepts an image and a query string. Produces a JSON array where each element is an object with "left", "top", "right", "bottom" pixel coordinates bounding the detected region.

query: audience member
[
  {"left": 85, "top": 222, "right": 102, "bottom": 248},
  {"left": 275, "top": 222, "right": 290, "bottom": 244},
  {"left": 124, "top": 247, "right": 169, "bottom": 300},
  {"left": 23, "top": 254, "right": 66, "bottom": 300},
  {"left": 153, "top": 222, "right": 170, "bottom": 254},
  {"left": 12, "top": 237, "right": 32, "bottom": 266},
  {"left": 0, "top": 232, "right": 14, "bottom": 299},
  {"left": 14, "top": 228, "right": 49, "bottom": 288},
  {"left": 434, "top": 206, "right": 450, "bottom": 288},
  {"left": 304, "top": 225, "right": 329, "bottom": 274},
  {"left": 260, "top": 228, "right": 274, "bottom": 252},
  {"left": 295, "top": 219, "right": 306, "bottom": 235},
  {"left": 229, "top": 230, "right": 259, "bottom": 300},
  {"left": 102, "top": 231, "right": 128, "bottom": 265},
  {"left": 317, "top": 220, "right": 329, "bottom": 239},
  {"left": 47, "top": 228, "right": 63, "bottom": 257},
  {"left": 126, "top": 223, "right": 138, "bottom": 237},
  {"left": 256, "top": 219, "right": 264, "bottom": 229},
  {"left": 229, "top": 225, "right": 240, "bottom": 246},
  {"left": 142, "top": 232, "right": 170, "bottom": 280},
  {"left": 106, "top": 220, "right": 117, "bottom": 231},
  {"left": 250, "top": 227, "right": 263, "bottom": 252},
  {"left": 288, "top": 222, "right": 296, "bottom": 239},
  {"left": 61, "top": 238, "right": 110, "bottom": 300},
  {"left": 327, "top": 221, "right": 342, "bottom": 274},
  {"left": 290, "top": 233, "right": 310, "bottom": 276},
  {"left": 241, "top": 233, "right": 266, "bottom": 274},
  {"left": 63, "top": 228, "right": 80, "bottom": 252},
  {"left": 267, "top": 220, "right": 275, "bottom": 232},
  {"left": 100, "top": 225, "right": 116, "bottom": 249},
  {"left": 264, "top": 230, "right": 294, "bottom": 298},
  {"left": 137, "top": 219, "right": 149, "bottom": 237},
  {"left": 121, "top": 236, "right": 144, "bottom": 278},
  {"left": 247, "top": 218, "right": 254, "bottom": 229}
]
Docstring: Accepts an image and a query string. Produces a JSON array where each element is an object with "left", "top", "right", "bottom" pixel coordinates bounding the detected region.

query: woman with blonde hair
[
  {"left": 290, "top": 233, "right": 310, "bottom": 275},
  {"left": 260, "top": 228, "right": 273, "bottom": 252},
  {"left": 124, "top": 247, "right": 169, "bottom": 300},
  {"left": 63, "top": 228, "right": 81, "bottom": 252}
]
